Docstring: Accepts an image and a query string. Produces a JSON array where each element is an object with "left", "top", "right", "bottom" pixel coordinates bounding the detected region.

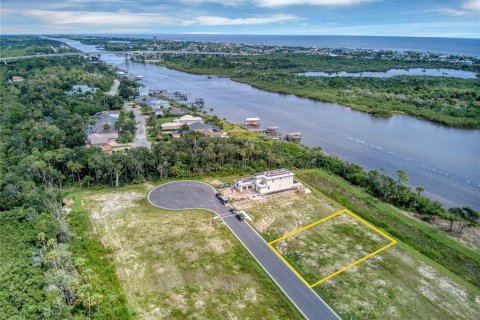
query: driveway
[
  {"left": 126, "top": 105, "right": 151, "bottom": 149},
  {"left": 148, "top": 181, "right": 341, "bottom": 320},
  {"left": 107, "top": 79, "right": 120, "bottom": 96}
]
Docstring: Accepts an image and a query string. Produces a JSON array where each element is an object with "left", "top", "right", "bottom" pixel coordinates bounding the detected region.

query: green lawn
[{"left": 273, "top": 211, "right": 392, "bottom": 285}]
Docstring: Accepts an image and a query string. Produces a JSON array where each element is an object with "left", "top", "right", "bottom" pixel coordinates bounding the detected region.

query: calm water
[
  {"left": 61, "top": 38, "right": 480, "bottom": 209},
  {"left": 299, "top": 68, "right": 478, "bottom": 79},
  {"left": 80, "top": 34, "right": 480, "bottom": 56}
]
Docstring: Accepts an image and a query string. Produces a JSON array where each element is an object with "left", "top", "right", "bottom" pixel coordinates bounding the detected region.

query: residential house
[
  {"left": 67, "top": 85, "right": 98, "bottom": 96},
  {"left": 234, "top": 169, "right": 297, "bottom": 194},
  {"left": 86, "top": 111, "right": 120, "bottom": 151},
  {"left": 188, "top": 122, "right": 225, "bottom": 137},
  {"left": 161, "top": 114, "right": 202, "bottom": 131},
  {"left": 165, "top": 106, "right": 186, "bottom": 116}
]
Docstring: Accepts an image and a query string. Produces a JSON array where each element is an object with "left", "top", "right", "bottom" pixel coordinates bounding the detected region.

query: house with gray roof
[
  {"left": 188, "top": 122, "right": 224, "bottom": 137},
  {"left": 67, "top": 85, "right": 98, "bottom": 96},
  {"left": 86, "top": 111, "right": 120, "bottom": 150}
]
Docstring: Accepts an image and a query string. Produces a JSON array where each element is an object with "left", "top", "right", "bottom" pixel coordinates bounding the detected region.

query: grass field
[
  {"left": 67, "top": 183, "right": 302, "bottom": 320},
  {"left": 272, "top": 211, "right": 392, "bottom": 286},
  {"left": 234, "top": 176, "right": 480, "bottom": 320}
]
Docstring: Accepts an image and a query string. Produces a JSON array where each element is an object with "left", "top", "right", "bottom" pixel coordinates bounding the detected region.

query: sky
[{"left": 1, "top": 0, "right": 479, "bottom": 38}]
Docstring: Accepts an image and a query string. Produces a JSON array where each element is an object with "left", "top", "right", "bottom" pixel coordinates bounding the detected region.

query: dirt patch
[
  {"left": 63, "top": 198, "right": 74, "bottom": 206},
  {"left": 87, "top": 191, "right": 144, "bottom": 220}
]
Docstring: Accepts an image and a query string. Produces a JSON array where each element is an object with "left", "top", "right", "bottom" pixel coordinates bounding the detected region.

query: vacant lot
[
  {"left": 273, "top": 211, "right": 392, "bottom": 285},
  {"left": 234, "top": 191, "right": 342, "bottom": 242},
  {"left": 235, "top": 183, "right": 480, "bottom": 319},
  {"left": 77, "top": 185, "right": 301, "bottom": 320}
]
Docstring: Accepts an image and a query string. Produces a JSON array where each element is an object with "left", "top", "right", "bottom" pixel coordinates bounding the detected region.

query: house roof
[
  {"left": 180, "top": 115, "right": 201, "bottom": 120},
  {"left": 167, "top": 107, "right": 185, "bottom": 115},
  {"left": 67, "top": 84, "right": 97, "bottom": 95},
  {"left": 189, "top": 122, "right": 213, "bottom": 130},
  {"left": 255, "top": 169, "right": 294, "bottom": 179},
  {"left": 88, "top": 132, "right": 118, "bottom": 145},
  {"left": 188, "top": 122, "right": 222, "bottom": 132}
]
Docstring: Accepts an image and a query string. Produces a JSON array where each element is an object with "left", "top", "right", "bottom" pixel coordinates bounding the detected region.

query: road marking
[{"left": 268, "top": 209, "right": 397, "bottom": 288}]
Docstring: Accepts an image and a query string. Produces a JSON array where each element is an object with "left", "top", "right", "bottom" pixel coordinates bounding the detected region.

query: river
[{"left": 60, "top": 38, "right": 480, "bottom": 210}]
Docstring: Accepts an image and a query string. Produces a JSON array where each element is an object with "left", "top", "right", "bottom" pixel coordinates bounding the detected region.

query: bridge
[{"left": 1, "top": 50, "right": 251, "bottom": 64}]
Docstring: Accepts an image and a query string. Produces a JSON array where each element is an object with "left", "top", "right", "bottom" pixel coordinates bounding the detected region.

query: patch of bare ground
[{"left": 83, "top": 189, "right": 301, "bottom": 320}]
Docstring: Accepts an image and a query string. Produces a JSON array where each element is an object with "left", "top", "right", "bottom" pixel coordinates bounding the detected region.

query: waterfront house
[
  {"left": 188, "top": 122, "right": 224, "bottom": 137},
  {"left": 165, "top": 106, "right": 186, "bottom": 116},
  {"left": 160, "top": 114, "right": 203, "bottom": 131},
  {"left": 234, "top": 169, "right": 297, "bottom": 194}
]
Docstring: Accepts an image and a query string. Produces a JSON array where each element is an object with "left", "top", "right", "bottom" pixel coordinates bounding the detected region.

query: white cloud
[
  {"left": 22, "top": 9, "right": 193, "bottom": 26},
  {"left": 432, "top": 0, "right": 480, "bottom": 16},
  {"left": 255, "top": 0, "right": 375, "bottom": 7},
  {"left": 179, "top": 0, "right": 375, "bottom": 6},
  {"left": 9, "top": 9, "right": 297, "bottom": 29},
  {"left": 194, "top": 14, "right": 298, "bottom": 25}
]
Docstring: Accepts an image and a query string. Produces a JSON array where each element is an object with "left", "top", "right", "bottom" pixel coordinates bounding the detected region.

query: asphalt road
[
  {"left": 148, "top": 181, "right": 341, "bottom": 320},
  {"left": 107, "top": 79, "right": 120, "bottom": 96},
  {"left": 126, "top": 105, "right": 151, "bottom": 149}
]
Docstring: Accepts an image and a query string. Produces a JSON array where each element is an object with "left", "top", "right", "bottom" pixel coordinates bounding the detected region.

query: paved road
[
  {"left": 107, "top": 79, "right": 120, "bottom": 96},
  {"left": 126, "top": 105, "right": 151, "bottom": 149},
  {"left": 148, "top": 181, "right": 341, "bottom": 320}
]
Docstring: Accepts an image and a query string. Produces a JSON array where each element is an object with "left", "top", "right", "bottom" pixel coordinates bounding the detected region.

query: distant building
[
  {"left": 285, "top": 132, "right": 301, "bottom": 143},
  {"left": 10, "top": 76, "right": 24, "bottom": 82},
  {"left": 165, "top": 106, "right": 186, "bottom": 116},
  {"left": 161, "top": 114, "right": 202, "bottom": 131},
  {"left": 188, "top": 122, "right": 224, "bottom": 137},
  {"left": 86, "top": 111, "right": 120, "bottom": 151},
  {"left": 234, "top": 169, "right": 297, "bottom": 194},
  {"left": 245, "top": 117, "right": 260, "bottom": 127},
  {"left": 115, "top": 70, "right": 127, "bottom": 77},
  {"left": 66, "top": 85, "right": 98, "bottom": 96},
  {"left": 153, "top": 35, "right": 158, "bottom": 44}
]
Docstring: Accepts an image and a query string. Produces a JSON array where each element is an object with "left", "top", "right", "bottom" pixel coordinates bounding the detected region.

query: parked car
[
  {"left": 235, "top": 213, "right": 244, "bottom": 221},
  {"left": 216, "top": 193, "right": 229, "bottom": 205},
  {"left": 218, "top": 183, "right": 231, "bottom": 189}
]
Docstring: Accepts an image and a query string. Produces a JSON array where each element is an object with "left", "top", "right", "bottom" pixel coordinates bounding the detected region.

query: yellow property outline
[{"left": 268, "top": 209, "right": 397, "bottom": 288}]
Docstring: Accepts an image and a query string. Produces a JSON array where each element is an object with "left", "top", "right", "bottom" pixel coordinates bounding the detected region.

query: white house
[
  {"left": 161, "top": 115, "right": 203, "bottom": 131},
  {"left": 234, "top": 169, "right": 296, "bottom": 194}
]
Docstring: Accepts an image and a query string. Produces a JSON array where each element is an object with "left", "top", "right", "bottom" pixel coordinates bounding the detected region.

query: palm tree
[
  {"left": 103, "top": 123, "right": 111, "bottom": 131},
  {"left": 415, "top": 186, "right": 424, "bottom": 196}
]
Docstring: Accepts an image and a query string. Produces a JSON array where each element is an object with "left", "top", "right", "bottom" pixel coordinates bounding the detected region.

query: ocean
[{"left": 88, "top": 34, "right": 480, "bottom": 56}]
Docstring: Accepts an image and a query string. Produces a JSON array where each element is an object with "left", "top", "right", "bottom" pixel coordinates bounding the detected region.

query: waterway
[
  {"left": 60, "top": 38, "right": 480, "bottom": 209},
  {"left": 298, "top": 68, "right": 478, "bottom": 79}
]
